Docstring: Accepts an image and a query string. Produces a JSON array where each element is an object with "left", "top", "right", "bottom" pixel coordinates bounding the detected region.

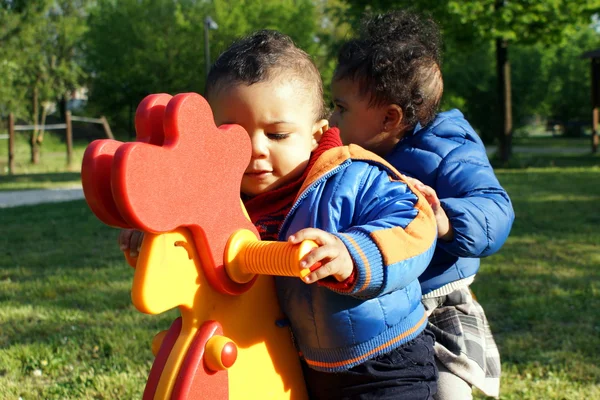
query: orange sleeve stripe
[
  {"left": 371, "top": 201, "right": 437, "bottom": 265},
  {"left": 339, "top": 233, "right": 371, "bottom": 292},
  {"left": 304, "top": 311, "right": 428, "bottom": 369}
]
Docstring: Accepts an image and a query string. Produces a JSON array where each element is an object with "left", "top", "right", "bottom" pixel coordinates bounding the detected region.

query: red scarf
[{"left": 243, "top": 128, "right": 343, "bottom": 240}]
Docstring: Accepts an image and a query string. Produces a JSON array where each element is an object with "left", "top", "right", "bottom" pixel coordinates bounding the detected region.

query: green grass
[
  {"left": 0, "top": 131, "right": 93, "bottom": 189},
  {"left": 0, "top": 131, "right": 87, "bottom": 178},
  {"left": 471, "top": 164, "right": 600, "bottom": 399},
  {"left": 1, "top": 147, "right": 599, "bottom": 398},
  {"left": 0, "top": 172, "right": 82, "bottom": 191},
  {"left": 0, "top": 201, "right": 179, "bottom": 399}
]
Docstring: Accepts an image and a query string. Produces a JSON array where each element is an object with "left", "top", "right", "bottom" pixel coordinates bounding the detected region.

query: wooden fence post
[
  {"left": 100, "top": 116, "right": 114, "bottom": 140},
  {"left": 65, "top": 110, "right": 73, "bottom": 167},
  {"left": 8, "top": 113, "right": 15, "bottom": 175}
]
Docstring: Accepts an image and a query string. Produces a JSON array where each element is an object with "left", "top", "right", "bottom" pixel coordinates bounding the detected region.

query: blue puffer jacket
[
  {"left": 386, "top": 109, "right": 514, "bottom": 295},
  {"left": 276, "top": 144, "right": 437, "bottom": 372}
]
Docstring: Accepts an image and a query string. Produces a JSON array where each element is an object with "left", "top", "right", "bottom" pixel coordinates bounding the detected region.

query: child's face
[
  {"left": 210, "top": 77, "right": 326, "bottom": 197},
  {"left": 330, "top": 79, "right": 400, "bottom": 158}
]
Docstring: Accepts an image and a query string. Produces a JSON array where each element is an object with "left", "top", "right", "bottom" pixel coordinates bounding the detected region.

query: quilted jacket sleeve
[
  {"left": 436, "top": 142, "right": 514, "bottom": 258},
  {"left": 325, "top": 164, "right": 437, "bottom": 299}
]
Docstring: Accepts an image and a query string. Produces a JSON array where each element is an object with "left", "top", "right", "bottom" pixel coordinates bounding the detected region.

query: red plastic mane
[{"left": 81, "top": 93, "right": 259, "bottom": 295}]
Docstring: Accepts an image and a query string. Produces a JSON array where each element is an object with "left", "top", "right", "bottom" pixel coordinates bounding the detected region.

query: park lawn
[
  {"left": 0, "top": 201, "right": 179, "bottom": 399},
  {"left": 0, "top": 172, "right": 83, "bottom": 192},
  {"left": 0, "top": 152, "right": 599, "bottom": 399},
  {"left": 472, "top": 161, "right": 600, "bottom": 399},
  {"left": 0, "top": 131, "right": 87, "bottom": 186}
]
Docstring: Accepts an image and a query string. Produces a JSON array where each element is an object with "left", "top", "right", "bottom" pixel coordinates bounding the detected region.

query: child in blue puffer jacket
[
  {"left": 329, "top": 10, "right": 514, "bottom": 400},
  {"left": 206, "top": 30, "right": 439, "bottom": 399}
]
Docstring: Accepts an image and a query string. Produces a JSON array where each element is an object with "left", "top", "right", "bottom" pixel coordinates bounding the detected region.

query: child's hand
[
  {"left": 288, "top": 228, "right": 354, "bottom": 284},
  {"left": 407, "top": 179, "right": 454, "bottom": 242},
  {"left": 118, "top": 229, "right": 144, "bottom": 257}
]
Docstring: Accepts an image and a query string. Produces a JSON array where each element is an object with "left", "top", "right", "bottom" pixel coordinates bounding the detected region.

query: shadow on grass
[
  {"left": 0, "top": 200, "right": 120, "bottom": 268},
  {"left": 0, "top": 172, "right": 81, "bottom": 191}
]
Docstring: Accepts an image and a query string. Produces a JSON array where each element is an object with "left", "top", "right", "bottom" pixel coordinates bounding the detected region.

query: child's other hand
[
  {"left": 118, "top": 229, "right": 144, "bottom": 257},
  {"left": 408, "top": 179, "right": 454, "bottom": 242},
  {"left": 288, "top": 228, "right": 354, "bottom": 284}
]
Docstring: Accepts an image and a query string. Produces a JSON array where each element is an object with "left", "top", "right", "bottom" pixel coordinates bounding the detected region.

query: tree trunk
[
  {"left": 495, "top": 2, "right": 513, "bottom": 162},
  {"left": 58, "top": 93, "right": 68, "bottom": 122},
  {"left": 495, "top": 38, "right": 513, "bottom": 162},
  {"left": 38, "top": 104, "right": 48, "bottom": 144},
  {"left": 31, "top": 84, "right": 40, "bottom": 164}
]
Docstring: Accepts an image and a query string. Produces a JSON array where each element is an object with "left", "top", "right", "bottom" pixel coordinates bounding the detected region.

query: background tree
[
  {"left": 85, "top": 0, "right": 207, "bottom": 136},
  {"left": 0, "top": 5, "right": 30, "bottom": 120},
  {"left": 0, "top": 0, "right": 89, "bottom": 163},
  {"left": 339, "top": 0, "right": 600, "bottom": 160},
  {"left": 85, "top": 0, "right": 322, "bottom": 137},
  {"left": 4, "top": 0, "right": 599, "bottom": 147},
  {"left": 1, "top": 0, "right": 49, "bottom": 163}
]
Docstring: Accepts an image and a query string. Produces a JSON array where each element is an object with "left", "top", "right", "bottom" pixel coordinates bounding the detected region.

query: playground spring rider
[{"left": 81, "top": 93, "right": 322, "bottom": 400}]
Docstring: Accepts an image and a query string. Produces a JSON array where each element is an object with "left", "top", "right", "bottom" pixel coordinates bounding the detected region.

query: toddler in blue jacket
[
  {"left": 329, "top": 10, "right": 514, "bottom": 400},
  {"left": 205, "top": 30, "right": 439, "bottom": 399}
]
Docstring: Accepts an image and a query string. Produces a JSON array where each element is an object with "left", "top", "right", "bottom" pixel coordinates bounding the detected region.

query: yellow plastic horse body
[{"left": 134, "top": 228, "right": 308, "bottom": 400}]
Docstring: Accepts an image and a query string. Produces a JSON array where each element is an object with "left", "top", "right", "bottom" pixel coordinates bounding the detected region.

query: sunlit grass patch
[{"left": 471, "top": 162, "right": 600, "bottom": 399}]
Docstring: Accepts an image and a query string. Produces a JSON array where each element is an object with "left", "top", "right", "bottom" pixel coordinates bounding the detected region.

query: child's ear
[
  {"left": 311, "top": 119, "right": 329, "bottom": 150},
  {"left": 383, "top": 105, "right": 404, "bottom": 132}
]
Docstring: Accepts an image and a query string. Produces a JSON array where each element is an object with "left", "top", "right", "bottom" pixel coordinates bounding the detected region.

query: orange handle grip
[{"left": 224, "top": 229, "right": 320, "bottom": 283}]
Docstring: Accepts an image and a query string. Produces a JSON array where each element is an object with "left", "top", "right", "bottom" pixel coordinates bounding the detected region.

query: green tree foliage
[
  {"left": 0, "top": 0, "right": 89, "bottom": 117},
  {"left": 542, "top": 26, "right": 600, "bottom": 135},
  {"left": 85, "top": 0, "right": 207, "bottom": 126},
  {"left": 439, "top": 39, "right": 499, "bottom": 142},
  {"left": 0, "top": 0, "right": 90, "bottom": 162},
  {"left": 338, "top": 0, "right": 600, "bottom": 149},
  {"left": 211, "top": 0, "right": 319, "bottom": 56},
  {"left": 341, "top": 0, "right": 599, "bottom": 45},
  {"left": 3, "top": 0, "right": 598, "bottom": 145},
  {"left": 441, "top": 25, "right": 600, "bottom": 141},
  {"left": 85, "top": 0, "right": 321, "bottom": 135},
  {"left": 313, "top": 0, "right": 353, "bottom": 103},
  {"left": 0, "top": 0, "right": 49, "bottom": 120}
]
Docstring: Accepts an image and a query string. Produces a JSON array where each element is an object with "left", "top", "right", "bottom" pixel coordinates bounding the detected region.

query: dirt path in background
[{"left": 0, "top": 186, "right": 84, "bottom": 208}]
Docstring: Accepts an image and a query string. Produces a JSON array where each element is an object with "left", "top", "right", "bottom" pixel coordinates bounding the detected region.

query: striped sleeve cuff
[{"left": 332, "top": 230, "right": 384, "bottom": 298}]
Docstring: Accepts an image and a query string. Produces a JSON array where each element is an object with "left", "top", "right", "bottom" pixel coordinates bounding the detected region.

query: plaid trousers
[{"left": 423, "top": 287, "right": 501, "bottom": 398}]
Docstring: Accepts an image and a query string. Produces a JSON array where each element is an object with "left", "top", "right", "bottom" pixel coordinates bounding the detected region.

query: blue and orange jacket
[
  {"left": 276, "top": 144, "right": 437, "bottom": 372},
  {"left": 386, "top": 109, "right": 515, "bottom": 295}
]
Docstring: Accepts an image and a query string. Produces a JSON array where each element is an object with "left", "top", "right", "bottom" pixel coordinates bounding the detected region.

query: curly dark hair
[
  {"left": 205, "top": 30, "right": 326, "bottom": 120},
  {"left": 333, "top": 10, "right": 443, "bottom": 128}
]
